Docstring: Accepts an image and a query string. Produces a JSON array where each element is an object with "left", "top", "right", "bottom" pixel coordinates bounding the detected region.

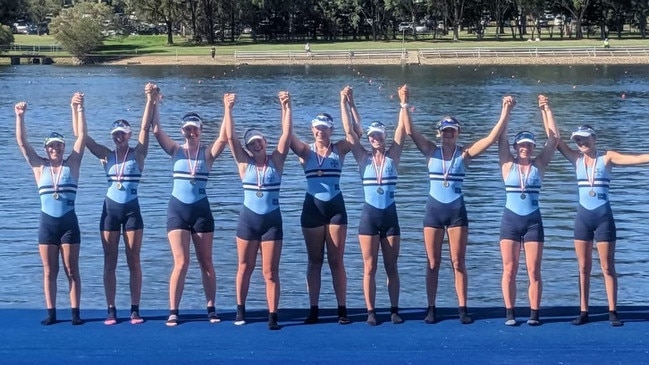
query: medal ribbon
[
  {"left": 49, "top": 161, "right": 63, "bottom": 194},
  {"left": 441, "top": 146, "right": 458, "bottom": 185},
  {"left": 584, "top": 155, "right": 597, "bottom": 191},
  {"left": 372, "top": 153, "right": 385, "bottom": 187},
  {"left": 315, "top": 143, "right": 331, "bottom": 168},
  {"left": 518, "top": 162, "right": 530, "bottom": 193},
  {"left": 256, "top": 156, "right": 268, "bottom": 192},
  {"left": 114, "top": 148, "right": 129, "bottom": 184},
  {"left": 185, "top": 144, "right": 200, "bottom": 177}
]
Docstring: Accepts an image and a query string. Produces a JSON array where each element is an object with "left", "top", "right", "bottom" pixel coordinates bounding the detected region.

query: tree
[
  {"left": 0, "top": 0, "right": 29, "bottom": 25},
  {"left": 559, "top": 0, "right": 593, "bottom": 39},
  {"left": 0, "top": 25, "right": 14, "bottom": 49},
  {"left": 49, "top": 2, "right": 112, "bottom": 64},
  {"left": 28, "top": 0, "right": 60, "bottom": 35},
  {"left": 130, "top": 0, "right": 183, "bottom": 45}
]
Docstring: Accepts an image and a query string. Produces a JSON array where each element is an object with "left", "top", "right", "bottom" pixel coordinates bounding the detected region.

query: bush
[
  {"left": 0, "top": 25, "right": 15, "bottom": 49},
  {"left": 49, "top": 2, "right": 112, "bottom": 64}
]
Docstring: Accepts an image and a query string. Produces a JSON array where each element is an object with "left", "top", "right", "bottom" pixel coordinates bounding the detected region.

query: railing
[
  {"left": 417, "top": 46, "right": 649, "bottom": 59},
  {"left": 234, "top": 49, "right": 407, "bottom": 63},
  {"left": 0, "top": 44, "right": 63, "bottom": 54}
]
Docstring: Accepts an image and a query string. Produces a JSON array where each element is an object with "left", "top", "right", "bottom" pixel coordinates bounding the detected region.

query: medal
[
  {"left": 372, "top": 152, "right": 386, "bottom": 197},
  {"left": 584, "top": 154, "right": 598, "bottom": 198},
  {"left": 185, "top": 144, "right": 200, "bottom": 184},
  {"left": 441, "top": 146, "right": 458, "bottom": 189},
  {"left": 114, "top": 148, "right": 129, "bottom": 192},
  {"left": 49, "top": 161, "right": 63, "bottom": 202},
  {"left": 315, "top": 143, "right": 331, "bottom": 177},
  {"left": 518, "top": 161, "right": 531, "bottom": 201},
  {"left": 256, "top": 156, "right": 268, "bottom": 198}
]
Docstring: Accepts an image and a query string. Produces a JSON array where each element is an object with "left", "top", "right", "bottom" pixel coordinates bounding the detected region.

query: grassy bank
[{"left": 9, "top": 33, "right": 649, "bottom": 58}]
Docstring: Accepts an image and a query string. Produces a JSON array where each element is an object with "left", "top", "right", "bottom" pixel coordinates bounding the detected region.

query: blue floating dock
[{"left": 1, "top": 306, "right": 648, "bottom": 364}]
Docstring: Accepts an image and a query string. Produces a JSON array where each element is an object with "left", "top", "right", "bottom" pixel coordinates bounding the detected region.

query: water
[{"left": 1, "top": 63, "right": 649, "bottom": 311}]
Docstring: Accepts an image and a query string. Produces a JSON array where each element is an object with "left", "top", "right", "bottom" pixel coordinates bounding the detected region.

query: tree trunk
[{"left": 166, "top": 20, "right": 174, "bottom": 45}]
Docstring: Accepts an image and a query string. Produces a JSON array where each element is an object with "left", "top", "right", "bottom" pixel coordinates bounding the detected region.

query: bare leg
[
  {"left": 236, "top": 238, "right": 259, "bottom": 307},
  {"left": 123, "top": 229, "right": 143, "bottom": 308},
  {"left": 193, "top": 231, "right": 216, "bottom": 308},
  {"left": 423, "top": 227, "right": 445, "bottom": 307},
  {"left": 39, "top": 244, "right": 59, "bottom": 325},
  {"left": 325, "top": 224, "right": 348, "bottom": 307},
  {"left": 500, "top": 239, "right": 521, "bottom": 310},
  {"left": 261, "top": 239, "right": 282, "bottom": 313},
  {"left": 447, "top": 226, "right": 469, "bottom": 307},
  {"left": 168, "top": 229, "right": 191, "bottom": 311},
  {"left": 101, "top": 231, "right": 120, "bottom": 309},
  {"left": 302, "top": 226, "right": 325, "bottom": 307}
]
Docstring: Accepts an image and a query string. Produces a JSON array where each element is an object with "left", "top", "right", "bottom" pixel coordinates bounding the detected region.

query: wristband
[
  {"left": 77, "top": 106, "right": 85, "bottom": 112},
  {"left": 400, "top": 103, "right": 409, "bottom": 109}
]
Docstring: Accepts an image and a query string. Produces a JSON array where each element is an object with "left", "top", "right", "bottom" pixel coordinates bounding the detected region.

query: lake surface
[{"left": 1, "top": 63, "right": 649, "bottom": 312}]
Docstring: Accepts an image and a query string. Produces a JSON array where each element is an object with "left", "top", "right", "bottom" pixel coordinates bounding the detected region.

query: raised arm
[
  {"left": 133, "top": 82, "right": 158, "bottom": 166},
  {"left": 151, "top": 103, "right": 179, "bottom": 157},
  {"left": 386, "top": 85, "right": 408, "bottom": 166},
  {"left": 535, "top": 95, "right": 559, "bottom": 169},
  {"left": 400, "top": 85, "right": 435, "bottom": 156},
  {"left": 465, "top": 95, "right": 515, "bottom": 161},
  {"left": 223, "top": 93, "right": 250, "bottom": 171},
  {"left": 605, "top": 150, "right": 649, "bottom": 166},
  {"left": 68, "top": 92, "right": 87, "bottom": 169},
  {"left": 271, "top": 91, "right": 292, "bottom": 172},
  {"left": 497, "top": 112, "right": 514, "bottom": 175},
  {"left": 340, "top": 86, "right": 366, "bottom": 163},
  {"left": 207, "top": 104, "right": 229, "bottom": 166},
  {"left": 15, "top": 102, "right": 41, "bottom": 168},
  {"left": 85, "top": 134, "right": 111, "bottom": 162}
]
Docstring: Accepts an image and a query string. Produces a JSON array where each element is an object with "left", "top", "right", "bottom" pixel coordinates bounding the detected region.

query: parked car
[
  {"left": 415, "top": 25, "right": 428, "bottom": 33},
  {"left": 12, "top": 23, "right": 30, "bottom": 34},
  {"left": 398, "top": 22, "right": 413, "bottom": 32}
]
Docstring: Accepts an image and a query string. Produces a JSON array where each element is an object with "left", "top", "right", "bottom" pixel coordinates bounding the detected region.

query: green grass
[{"left": 9, "top": 32, "right": 649, "bottom": 58}]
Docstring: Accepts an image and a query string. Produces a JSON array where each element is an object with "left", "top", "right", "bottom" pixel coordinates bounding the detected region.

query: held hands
[
  {"left": 223, "top": 93, "right": 236, "bottom": 110},
  {"left": 502, "top": 95, "right": 515, "bottom": 111},
  {"left": 538, "top": 95, "right": 550, "bottom": 111},
  {"left": 145, "top": 82, "right": 161, "bottom": 102},
  {"left": 14, "top": 102, "right": 27, "bottom": 117},
  {"left": 398, "top": 84, "right": 409, "bottom": 104},
  {"left": 341, "top": 86, "right": 354, "bottom": 105},
  {"left": 71, "top": 92, "right": 85, "bottom": 110},
  {"left": 278, "top": 91, "right": 290, "bottom": 109}
]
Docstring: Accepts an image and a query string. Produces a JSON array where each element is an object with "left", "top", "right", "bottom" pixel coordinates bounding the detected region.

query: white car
[
  {"left": 415, "top": 25, "right": 428, "bottom": 33},
  {"left": 398, "top": 22, "right": 413, "bottom": 32}
]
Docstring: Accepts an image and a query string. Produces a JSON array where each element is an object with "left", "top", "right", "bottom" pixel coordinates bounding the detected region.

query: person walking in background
[
  {"left": 15, "top": 93, "right": 87, "bottom": 325},
  {"left": 497, "top": 95, "right": 558, "bottom": 326},
  {"left": 82, "top": 83, "right": 158, "bottom": 325},
  {"left": 211, "top": 47, "right": 216, "bottom": 59},
  {"left": 289, "top": 90, "right": 362, "bottom": 325},
  {"left": 401, "top": 90, "right": 512, "bottom": 324},
  {"left": 223, "top": 91, "right": 292, "bottom": 330},
  {"left": 342, "top": 85, "right": 406, "bottom": 326},
  {"left": 557, "top": 125, "right": 649, "bottom": 327},
  {"left": 152, "top": 103, "right": 228, "bottom": 327}
]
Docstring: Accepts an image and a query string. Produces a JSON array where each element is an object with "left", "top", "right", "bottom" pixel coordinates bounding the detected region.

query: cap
[
  {"left": 44, "top": 132, "right": 65, "bottom": 147},
  {"left": 367, "top": 121, "right": 386, "bottom": 136},
  {"left": 438, "top": 117, "right": 460, "bottom": 131},
  {"left": 110, "top": 119, "right": 132, "bottom": 134},
  {"left": 244, "top": 128, "right": 265, "bottom": 145},
  {"left": 513, "top": 131, "right": 536, "bottom": 146},
  {"left": 181, "top": 113, "right": 203, "bottom": 129},
  {"left": 311, "top": 113, "right": 334, "bottom": 129},
  {"left": 570, "top": 125, "right": 596, "bottom": 140}
]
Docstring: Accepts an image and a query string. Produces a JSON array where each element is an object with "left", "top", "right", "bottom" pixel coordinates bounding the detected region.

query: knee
[
  {"left": 451, "top": 259, "right": 466, "bottom": 273},
  {"left": 364, "top": 262, "right": 378, "bottom": 276},
  {"left": 327, "top": 255, "right": 344, "bottom": 271},
  {"left": 126, "top": 256, "right": 141, "bottom": 272},
  {"left": 263, "top": 267, "right": 279, "bottom": 283},
  {"left": 600, "top": 264, "right": 616, "bottom": 277},
  {"left": 237, "top": 263, "right": 255, "bottom": 278}
]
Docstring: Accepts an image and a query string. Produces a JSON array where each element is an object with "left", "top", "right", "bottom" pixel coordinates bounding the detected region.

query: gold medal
[
  {"left": 589, "top": 190, "right": 596, "bottom": 197},
  {"left": 256, "top": 191, "right": 263, "bottom": 198},
  {"left": 317, "top": 170, "right": 323, "bottom": 176},
  {"left": 116, "top": 182, "right": 123, "bottom": 190},
  {"left": 376, "top": 187, "right": 384, "bottom": 195},
  {"left": 520, "top": 193, "right": 526, "bottom": 200},
  {"left": 443, "top": 181, "right": 450, "bottom": 187},
  {"left": 52, "top": 192, "right": 59, "bottom": 200}
]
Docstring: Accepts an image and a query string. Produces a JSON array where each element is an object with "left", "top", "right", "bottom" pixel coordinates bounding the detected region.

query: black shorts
[
  {"left": 300, "top": 193, "right": 348, "bottom": 228},
  {"left": 358, "top": 203, "right": 400, "bottom": 238},
  {"left": 423, "top": 196, "right": 468, "bottom": 228},
  {"left": 236, "top": 206, "right": 283, "bottom": 241},
  {"left": 499, "top": 208, "right": 544, "bottom": 243},
  {"left": 38, "top": 210, "right": 81, "bottom": 245},
  {"left": 574, "top": 203, "right": 616, "bottom": 242},
  {"left": 100, "top": 197, "right": 144, "bottom": 232},
  {"left": 166, "top": 196, "right": 215, "bottom": 233}
]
